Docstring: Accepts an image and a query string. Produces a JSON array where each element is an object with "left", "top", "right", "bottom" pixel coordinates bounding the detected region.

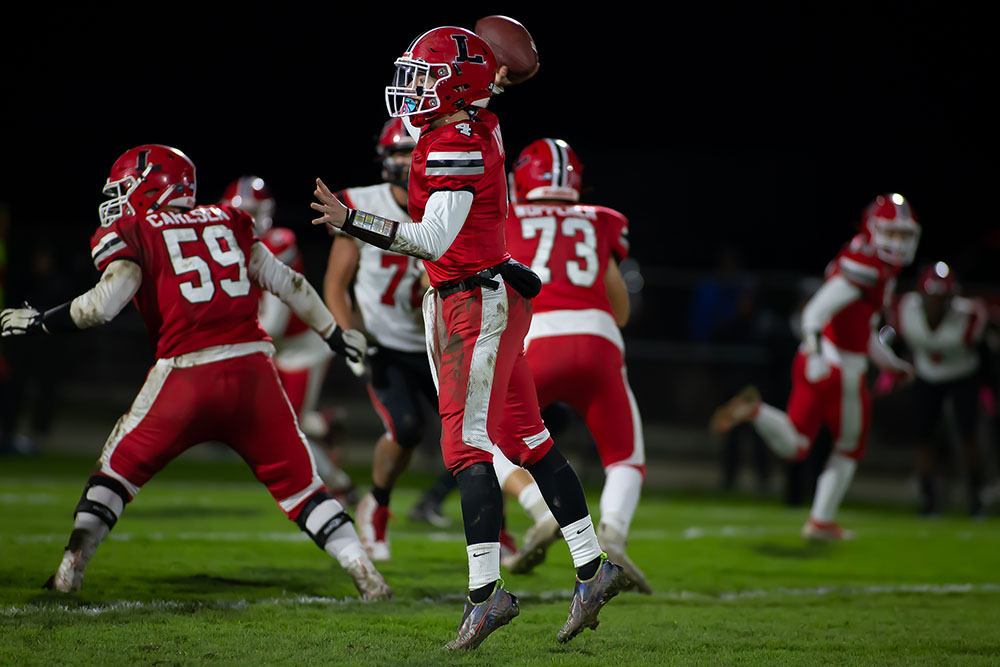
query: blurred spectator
[
  {"left": 0, "top": 243, "right": 75, "bottom": 454},
  {"left": 885, "top": 262, "right": 994, "bottom": 516},
  {"left": 689, "top": 246, "right": 774, "bottom": 493},
  {"left": 688, "top": 245, "right": 756, "bottom": 342}
]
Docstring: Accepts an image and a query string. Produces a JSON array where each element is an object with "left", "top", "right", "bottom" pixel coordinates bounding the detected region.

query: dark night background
[
  {"left": 4, "top": 3, "right": 997, "bottom": 281},
  {"left": 1, "top": 3, "right": 998, "bottom": 489}
]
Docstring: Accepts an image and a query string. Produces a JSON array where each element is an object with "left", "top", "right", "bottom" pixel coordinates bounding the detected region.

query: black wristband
[
  {"left": 342, "top": 208, "right": 398, "bottom": 251},
  {"left": 40, "top": 302, "right": 80, "bottom": 334}
]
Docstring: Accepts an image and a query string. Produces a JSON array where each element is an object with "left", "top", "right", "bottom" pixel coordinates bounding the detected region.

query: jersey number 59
[{"left": 162, "top": 225, "right": 251, "bottom": 303}]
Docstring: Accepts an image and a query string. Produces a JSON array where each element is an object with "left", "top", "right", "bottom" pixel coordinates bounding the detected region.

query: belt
[{"left": 436, "top": 262, "right": 506, "bottom": 299}]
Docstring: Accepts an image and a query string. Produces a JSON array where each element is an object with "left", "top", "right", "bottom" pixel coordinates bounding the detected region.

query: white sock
[
  {"left": 560, "top": 515, "right": 603, "bottom": 569},
  {"left": 517, "top": 484, "right": 551, "bottom": 524},
  {"left": 325, "top": 522, "right": 368, "bottom": 568},
  {"left": 467, "top": 542, "right": 501, "bottom": 590},
  {"left": 753, "top": 404, "right": 809, "bottom": 459},
  {"left": 72, "top": 512, "right": 110, "bottom": 558},
  {"left": 810, "top": 453, "right": 858, "bottom": 523},
  {"left": 599, "top": 465, "right": 643, "bottom": 536},
  {"left": 304, "top": 497, "right": 367, "bottom": 567}
]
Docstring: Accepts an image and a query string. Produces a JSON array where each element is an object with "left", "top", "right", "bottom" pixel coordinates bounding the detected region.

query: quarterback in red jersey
[
  {"left": 504, "top": 138, "right": 650, "bottom": 593},
  {"left": 0, "top": 145, "right": 391, "bottom": 600},
  {"left": 311, "top": 27, "right": 626, "bottom": 649},
  {"left": 323, "top": 119, "right": 553, "bottom": 566},
  {"left": 711, "top": 193, "right": 919, "bottom": 540}
]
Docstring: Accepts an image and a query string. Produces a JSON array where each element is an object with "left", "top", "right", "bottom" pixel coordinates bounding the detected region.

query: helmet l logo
[{"left": 452, "top": 35, "right": 484, "bottom": 64}]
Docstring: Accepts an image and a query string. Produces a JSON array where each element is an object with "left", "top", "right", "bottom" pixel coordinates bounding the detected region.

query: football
[{"left": 473, "top": 15, "right": 539, "bottom": 84}]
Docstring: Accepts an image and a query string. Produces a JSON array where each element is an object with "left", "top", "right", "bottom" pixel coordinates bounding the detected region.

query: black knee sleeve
[
  {"left": 393, "top": 411, "right": 425, "bottom": 449},
  {"left": 525, "top": 447, "right": 589, "bottom": 526},
  {"left": 294, "top": 491, "right": 354, "bottom": 548},
  {"left": 75, "top": 475, "right": 131, "bottom": 530},
  {"left": 455, "top": 462, "right": 503, "bottom": 545}
]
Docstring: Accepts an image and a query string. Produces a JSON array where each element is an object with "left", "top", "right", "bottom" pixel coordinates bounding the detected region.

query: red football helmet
[
  {"left": 219, "top": 175, "right": 276, "bottom": 235},
  {"left": 861, "top": 192, "right": 921, "bottom": 266},
  {"left": 918, "top": 261, "right": 958, "bottom": 296},
  {"left": 99, "top": 145, "right": 196, "bottom": 227},
  {"left": 510, "top": 138, "right": 584, "bottom": 204},
  {"left": 385, "top": 26, "right": 498, "bottom": 127},
  {"left": 377, "top": 117, "right": 417, "bottom": 187}
]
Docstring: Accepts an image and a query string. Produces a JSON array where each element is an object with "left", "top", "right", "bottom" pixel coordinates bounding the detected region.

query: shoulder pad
[{"left": 90, "top": 218, "right": 136, "bottom": 271}]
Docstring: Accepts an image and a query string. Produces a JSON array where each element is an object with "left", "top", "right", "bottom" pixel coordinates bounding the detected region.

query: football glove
[
  {"left": 801, "top": 332, "right": 830, "bottom": 383},
  {"left": 326, "top": 326, "right": 366, "bottom": 364},
  {"left": 0, "top": 304, "right": 42, "bottom": 336}
]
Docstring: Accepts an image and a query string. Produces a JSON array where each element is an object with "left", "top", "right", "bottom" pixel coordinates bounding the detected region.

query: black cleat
[
  {"left": 444, "top": 582, "right": 519, "bottom": 650},
  {"left": 556, "top": 554, "right": 628, "bottom": 643}
]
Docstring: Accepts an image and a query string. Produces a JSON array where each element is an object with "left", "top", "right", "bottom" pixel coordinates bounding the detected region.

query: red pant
[
  {"left": 428, "top": 278, "right": 553, "bottom": 473},
  {"left": 98, "top": 352, "right": 324, "bottom": 518},
  {"left": 525, "top": 333, "right": 645, "bottom": 474},
  {"left": 786, "top": 351, "right": 871, "bottom": 461}
]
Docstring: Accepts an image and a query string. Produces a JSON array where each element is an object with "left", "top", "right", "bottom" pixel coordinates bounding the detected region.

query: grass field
[{"left": 1, "top": 452, "right": 998, "bottom": 666}]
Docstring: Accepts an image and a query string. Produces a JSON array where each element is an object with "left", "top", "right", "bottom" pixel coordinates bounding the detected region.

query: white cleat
[
  {"left": 597, "top": 523, "right": 653, "bottom": 595},
  {"left": 503, "top": 515, "right": 562, "bottom": 574},
  {"left": 344, "top": 557, "right": 394, "bottom": 601},
  {"left": 44, "top": 527, "right": 100, "bottom": 593},
  {"left": 801, "top": 518, "right": 857, "bottom": 541}
]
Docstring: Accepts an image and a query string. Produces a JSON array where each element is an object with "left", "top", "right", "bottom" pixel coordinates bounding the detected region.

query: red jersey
[
  {"left": 821, "top": 234, "right": 899, "bottom": 354},
  {"left": 260, "top": 227, "right": 308, "bottom": 338},
  {"left": 89, "top": 203, "right": 268, "bottom": 359},
  {"left": 505, "top": 203, "right": 629, "bottom": 316},
  {"left": 408, "top": 108, "right": 509, "bottom": 286}
]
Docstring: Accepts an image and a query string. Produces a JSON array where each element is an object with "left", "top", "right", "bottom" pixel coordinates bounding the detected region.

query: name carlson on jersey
[{"left": 146, "top": 206, "right": 232, "bottom": 228}]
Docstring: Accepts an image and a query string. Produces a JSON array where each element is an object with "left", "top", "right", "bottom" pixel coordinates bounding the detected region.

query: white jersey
[
  {"left": 896, "top": 292, "right": 987, "bottom": 383},
  {"left": 340, "top": 183, "right": 426, "bottom": 353}
]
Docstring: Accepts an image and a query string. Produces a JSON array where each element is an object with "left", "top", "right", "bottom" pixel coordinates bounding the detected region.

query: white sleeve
[
  {"left": 248, "top": 242, "right": 336, "bottom": 337},
  {"left": 390, "top": 189, "right": 472, "bottom": 261},
  {"left": 69, "top": 260, "right": 142, "bottom": 328},
  {"left": 800, "top": 275, "right": 862, "bottom": 336},
  {"left": 257, "top": 291, "right": 291, "bottom": 338}
]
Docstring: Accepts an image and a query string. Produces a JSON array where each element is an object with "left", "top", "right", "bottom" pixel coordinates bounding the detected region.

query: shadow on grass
[
  {"left": 125, "top": 506, "right": 266, "bottom": 519},
  {"left": 752, "top": 542, "right": 831, "bottom": 560}
]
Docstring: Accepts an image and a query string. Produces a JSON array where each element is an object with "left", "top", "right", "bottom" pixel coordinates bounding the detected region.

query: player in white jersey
[
  {"left": 324, "top": 119, "right": 554, "bottom": 563},
  {"left": 886, "top": 262, "right": 993, "bottom": 515}
]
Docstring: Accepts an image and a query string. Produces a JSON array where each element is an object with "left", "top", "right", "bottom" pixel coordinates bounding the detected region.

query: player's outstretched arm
[
  {"left": 0, "top": 260, "right": 141, "bottom": 337},
  {"left": 248, "top": 241, "right": 365, "bottom": 363},
  {"left": 312, "top": 178, "right": 470, "bottom": 261}
]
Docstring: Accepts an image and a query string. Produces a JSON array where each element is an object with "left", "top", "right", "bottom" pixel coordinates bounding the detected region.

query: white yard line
[
  {"left": 4, "top": 583, "right": 999, "bottom": 618},
  {"left": 13, "top": 524, "right": 999, "bottom": 545}
]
